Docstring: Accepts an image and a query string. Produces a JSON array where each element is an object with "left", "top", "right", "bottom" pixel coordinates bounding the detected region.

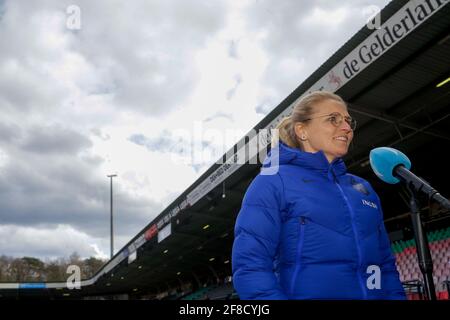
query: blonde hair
[{"left": 272, "top": 91, "right": 347, "bottom": 149}]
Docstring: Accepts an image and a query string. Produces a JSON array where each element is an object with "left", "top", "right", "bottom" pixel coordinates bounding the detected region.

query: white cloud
[
  {"left": 89, "top": 243, "right": 109, "bottom": 261},
  {"left": 301, "top": 6, "right": 350, "bottom": 28},
  {"left": 0, "top": 148, "right": 9, "bottom": 170},
  {"left": 0, "top": 224, "right": 108, "bottom": 260}
]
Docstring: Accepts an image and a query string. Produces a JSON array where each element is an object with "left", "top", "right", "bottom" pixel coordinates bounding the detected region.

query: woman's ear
[{"left": 294, "top": 122, "right": 307, "bottom": 141}]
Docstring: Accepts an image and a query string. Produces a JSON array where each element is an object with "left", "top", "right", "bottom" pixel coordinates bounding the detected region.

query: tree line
[{"left": 0, "top": 252, "right": 106, "bottom": 282}]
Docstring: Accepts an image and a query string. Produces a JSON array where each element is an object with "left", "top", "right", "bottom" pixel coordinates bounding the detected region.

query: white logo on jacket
[{"left": 362, "top": 199, "right": 378, "bottom": 209}]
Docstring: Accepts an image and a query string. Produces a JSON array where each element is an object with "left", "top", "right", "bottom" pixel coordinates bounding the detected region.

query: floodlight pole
[{"left": 107, "top": 174, "right": 117, "bottom": 259}]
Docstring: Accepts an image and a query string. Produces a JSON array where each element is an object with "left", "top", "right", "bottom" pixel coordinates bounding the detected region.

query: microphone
[{"left": 369, "top": 147, "right": 450, "bottom": 210}]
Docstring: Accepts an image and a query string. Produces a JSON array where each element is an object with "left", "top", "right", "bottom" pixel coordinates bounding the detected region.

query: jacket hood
[{"left": 262, "top": 141, "right": 347, "bottom": 178}]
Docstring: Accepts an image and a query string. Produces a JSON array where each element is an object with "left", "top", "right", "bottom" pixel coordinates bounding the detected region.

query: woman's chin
[{"left": 334, "top": 149, "right": 348, "bottom": 158}]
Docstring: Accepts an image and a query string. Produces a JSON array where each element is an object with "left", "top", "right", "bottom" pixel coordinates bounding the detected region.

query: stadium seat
[{"left": 437, "top": 291, "right": 448, "bottom": 300}]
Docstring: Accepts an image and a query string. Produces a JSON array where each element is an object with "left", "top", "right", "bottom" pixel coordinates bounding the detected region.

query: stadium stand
[{"left": 393, "top": 226, "right": 450, "bottom": 300}]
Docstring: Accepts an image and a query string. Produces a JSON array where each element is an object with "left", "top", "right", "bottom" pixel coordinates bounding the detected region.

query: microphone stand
[{"left": 406, "top": 184, "right": 436, "bottom": 300}]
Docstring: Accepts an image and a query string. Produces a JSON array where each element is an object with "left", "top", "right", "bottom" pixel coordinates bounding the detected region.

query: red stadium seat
[{"left": 437, "top": 291, "right": 448, "bottom": 300}]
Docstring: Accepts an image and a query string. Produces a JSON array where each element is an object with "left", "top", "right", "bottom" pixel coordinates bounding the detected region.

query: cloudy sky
[{"left": 0, "top": 0, "right": 390, "bottom": 261}]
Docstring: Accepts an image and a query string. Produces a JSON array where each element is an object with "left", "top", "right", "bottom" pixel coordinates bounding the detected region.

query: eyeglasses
[{"left": 303, "top": 112, "right": 357, "bottom": 130}]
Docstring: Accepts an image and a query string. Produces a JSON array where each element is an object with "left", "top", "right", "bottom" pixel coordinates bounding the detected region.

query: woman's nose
[{"left": 340, "top": 120, "right": 352, "bottom": 132}]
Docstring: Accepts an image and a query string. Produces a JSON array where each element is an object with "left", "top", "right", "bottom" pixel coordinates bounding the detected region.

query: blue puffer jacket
[{"left": 232, "top": 142, "right": 405, "bottom": 300}]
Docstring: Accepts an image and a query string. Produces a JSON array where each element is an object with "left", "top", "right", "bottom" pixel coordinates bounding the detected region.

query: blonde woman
[{"left": 232, "top": 91, "right": 405, "bottom": 300}]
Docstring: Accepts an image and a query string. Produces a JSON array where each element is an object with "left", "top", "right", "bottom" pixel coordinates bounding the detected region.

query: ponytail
[{"left": 272, "top": 116, "right": 301, "bottom": 149}]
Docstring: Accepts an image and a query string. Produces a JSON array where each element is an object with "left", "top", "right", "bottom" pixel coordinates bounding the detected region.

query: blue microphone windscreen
[{"left": 369, "top": 147, "right": 411, "bottom": 184}]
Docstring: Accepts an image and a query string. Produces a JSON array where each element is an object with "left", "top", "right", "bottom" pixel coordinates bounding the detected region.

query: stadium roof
[{"left": 1, "top": 0, "right": 449, "bottom": 299}]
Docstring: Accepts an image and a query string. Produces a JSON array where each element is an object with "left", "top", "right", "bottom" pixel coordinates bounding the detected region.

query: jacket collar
[{"left": 263, "top": 141, "right": 347, "bottom": 178}]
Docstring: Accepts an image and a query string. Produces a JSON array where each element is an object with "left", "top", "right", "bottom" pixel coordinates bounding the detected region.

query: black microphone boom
[
  {"left": 394, "top": 165, "right": 450, "bottom": 210},
  {"left": 369, "top": 147, "right": 448, "bottom": 300}
]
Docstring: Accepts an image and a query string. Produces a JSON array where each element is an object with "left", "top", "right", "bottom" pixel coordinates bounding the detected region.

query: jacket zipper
[
  {"left": 332, "top": 171, "right": 368, "bottom": 299},
  {"left": 290, "top": 216, "right": 306, "bottom": 296}
]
